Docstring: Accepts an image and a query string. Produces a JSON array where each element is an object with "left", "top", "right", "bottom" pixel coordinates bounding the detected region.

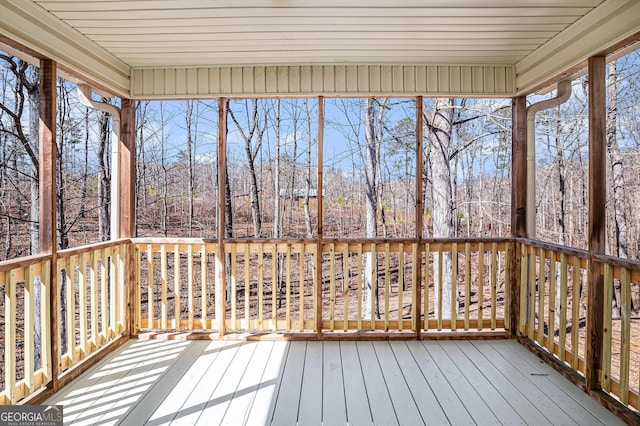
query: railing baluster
[
  {"left": 464, "top": 242, "right": 471, "bottom": 331},
  {"left": 437, "top": 243, "right": 443, "bottom": 331},
  {"left": 301, "top": 246, "right": 306, "bottom": 332},
  {"left": 68, "top": 255, "right": 77, "bottom": 360},
  {"left": 245, "top": 243, "right": 251, "bottom": 331},
  {"left": 78, "top": 253, "right": 87, "bottom": 357},
  {"left": 602, "top": 263, "right": 613, "bottom": 393},
  {"left": 519, "top": 243, "right": 527, "bottom": 334},
  {"left": 411, "top": 243, "right": 418, "bottom": 333},
  {"left": 258, "top": 244, "right": 264, "bottom": 331},
  {"left": 357, "top": 243, "right": 363, "bottom": 331},
  {"left": 286, "top": 244, "right": 291, "bottom": 332},
  {"left": 451, "top": 243, "right": 458, "bottom": 331},
  {"left": 537, "top": 247, "right": 545, "bottom": 347},
  {"left": 559, "top": 253, "right": 568, "bottom": 364},
  {"left": 527, "top": 245, "right": 536, "bottom": 340},
  {"left": 478, "top": 242, "right": 484, "bottom": 331},
  {"left": 343, "top": 244, "right": 349, "bottom": 332},
  {"left": 547, "top": 251, "right": 556, "bottom": 354},
  {"left": 370, "top": 242, "right": 376, "bottom": 331},
  {"left": 90, "top": 251, "right": 98, "bottom": 347},
  {"left": 187, "top": 245, "right": 194, "bottom": 331},
  {"left": 330, "top": 243, "right": 335, "bottom": 332},
  {"left": 6, "top": 269, "right": 16, "bottom": 403},
  {"left": 385, "top": 243, "right": 390, "bottom": 332},
  {"left": 272, "top": 243, "right": 277, "bottom": 329},
  {"left": 100, "top": 248, "right": 108, "bottom": 340},
  {"left": 620, "top": 267, "right": 631, "bottom": 405},
  {"left": 173, "top": 245, "right": 180, "bottom": 329},
  {"left": 25, "top": 265, "right": 35, "bottom": 393},
  {"left": 201, "top": 244, "right": 208, "bottom": 330},
  {"left": 146, "top": 245, "right": 154, "bottom": 330},
  {"left": 424, "top": 243, "right": 430, "bottom": 331},
  {"left": 230, "top": 244, "right": 237, "bottom": 331},
  {"left": 41, "top": 260, "right": 51, "bottom": 382},
  {"left": 161, "top": 244, "right": 167, "bottom": 330},
  {"left": 491, "top": 242, "right": 498, "bottom": 331},
  {"left": 571, "top": 256, "right": 580, "bottom": 371},
  {"left": 398, "top": 243, "right": 404, "bottom": 332}
]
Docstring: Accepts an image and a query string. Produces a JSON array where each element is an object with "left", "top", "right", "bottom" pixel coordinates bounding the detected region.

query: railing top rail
[
  {"left": 0, "top": 252, "right": 51, "bottom": 273},
  {"left": 132, "top": 237, "right": 218, "bottom": 245},
  {"left": 593, "top": 253, "right": 640, "bottom": 273},
  {"left": 516, "top": 238, "right": 589, "bottom": 259},
  {"left": 57, "top": 239, "right": 130, "bottom": 258}
]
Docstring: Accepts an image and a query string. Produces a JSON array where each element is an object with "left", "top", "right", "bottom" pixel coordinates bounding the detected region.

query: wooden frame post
[
  {"left": 316, "top": 96, "right": 324, "bottom": 338},
  {"left": 40, "top": 59, "right": 59, "bottom": 391},
  {"left": 216, "top": 98, "right": 228, "bottom": 338},
  {"left": 415, "top": 97, "right": 423, "bottom": 339},
  {"left": 120, "top": 99, "right": 136, "bottom": 336},
  {"left": 510, "top": 95, "right": 527, "bottom": 337},
  {"left": 586, "top": 56, "right": 606, "bottom": 392}
]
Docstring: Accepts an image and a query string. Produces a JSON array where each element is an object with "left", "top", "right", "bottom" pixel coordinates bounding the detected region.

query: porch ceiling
[{"left": 1, "top": 0, "right": 640, "bottom": 98}]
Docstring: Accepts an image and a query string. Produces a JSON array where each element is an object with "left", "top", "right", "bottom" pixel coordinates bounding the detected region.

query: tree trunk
[
  {"left": 303, "top": 99, "right": 313, "bottom": 238},
  {"left": 186, "top": 100, "right": 195, "bottom": 236},
  {"left": 363, "top": 98, "right": 380, "bottom": 320},
  {"left": 97, "top": 106, "right": 110, "bottom": 241},
  {"left": 429, "top": 98, "right": 456, "bottom": 320}
]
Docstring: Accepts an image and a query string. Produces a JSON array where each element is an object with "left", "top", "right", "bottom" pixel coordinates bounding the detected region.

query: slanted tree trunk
[{"left": 429, "top": 98, "right": 456, "bottom": 320}]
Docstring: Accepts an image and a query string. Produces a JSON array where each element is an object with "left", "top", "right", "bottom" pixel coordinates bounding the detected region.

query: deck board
[{"left": 46, "top": 338, "right": 625, "bottom": 425}]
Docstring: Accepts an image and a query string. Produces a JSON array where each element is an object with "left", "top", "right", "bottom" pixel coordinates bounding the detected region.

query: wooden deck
[{"left": 46, "top": 338, "right": 623, "bottom": 425}]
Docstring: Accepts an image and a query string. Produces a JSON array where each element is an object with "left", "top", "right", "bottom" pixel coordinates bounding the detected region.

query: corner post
[
  {"left": 510, "top": 96, "right": 527, "bottom": 337},
  {"left": 586, "top": 56, "right": 607, "bottom": 392},
  {"left": 216, "top": 99, "right": 228, "bottom": 338},
  {"left": 316, "top": 96, "right": 324, "bottom": 338},
  {"left": 415, "top": 97, "right": 423, "bottom": 339},
  {"left": 120, "top": 99, "right": 136, "bottom": 336},
  {"left": 40, "top": 59, "right": 58, "bottom": 391}
]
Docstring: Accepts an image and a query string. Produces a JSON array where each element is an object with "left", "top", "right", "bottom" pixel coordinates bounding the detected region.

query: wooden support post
[
  {"left": 510, "top": 95, "right": 527, "bottom": 337},
  {"left": 316, "top": 96, "right": 324, "bottom": 338},
  {"left": 216, "top": 99, "right": 228, "bottom": 338},
  {"left": 415, "top": 97, "right": 423, "bottom": 339},
  {"left": 586, "top": 56, "right": 606, "bottom": 392},
  {"left": 120, "top": 98, "right": 136, "bottom": 336},
  {"left": 40, "top": 59, "right": 59, "bottom": 391}
]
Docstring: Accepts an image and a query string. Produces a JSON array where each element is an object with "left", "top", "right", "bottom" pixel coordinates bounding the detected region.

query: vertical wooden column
[
  {"left": 415, "top": 97, "right": 423, "bottom": 339},
  {"left": 586, "top": 56, "right": 606, "bottom": 392},
  {"left": 216, "top": 98, "right": 228, "bottom": 338},
  {"left": 39, "top": 59, "right": 59, "bottom": 390},
  {"left": 510, "top": 95, "right": 527, "bottom": 337},
  {"left": 315, "top": 96, "right": 324, "bottom": 338},
  {"left": 120, "top": 99, "right": 136, "bottom": 336}
]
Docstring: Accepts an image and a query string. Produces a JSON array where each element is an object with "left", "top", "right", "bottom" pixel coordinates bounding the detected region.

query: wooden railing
[
  {"left": 519, "top": 240, "right": 640, "bottom": 414},
  {"left": 0, "top": 240, "right": 129, "bottom": 405},
  {"left": 133, "top": 238, "right": 511, "bottom": 335},
  {"left": 596, "top": 253, "right": 640, "bottom": 411},
  {"left": 2, "top": 236, "right": 638, "bottom": 416}
]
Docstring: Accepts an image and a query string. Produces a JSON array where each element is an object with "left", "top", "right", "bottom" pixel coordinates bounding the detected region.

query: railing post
[
  {"left": 510, "top": 95, "right": 527, "bottom": 337},
  {"left": 415, "top": 96, "right": 423, "bottom": 339},
  {"left": 120, "top": 98, "right": 136, "bottom": 336},
  {"left": 586, "top": 56, "right": 607, "bottom": 392},
  {"left": 216, "top": 99, "right": 228, "bottom": 338},
  {"left": 315, "top": 96, "right": 324, "bottom": 338},
  {"left": 39, "top": 58, "right": 59, "bottom": 392}
]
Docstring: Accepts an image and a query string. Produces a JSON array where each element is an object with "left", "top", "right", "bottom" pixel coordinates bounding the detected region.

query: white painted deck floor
[{"left": 46, "top": 338, "right": 623, "bottom": 425}]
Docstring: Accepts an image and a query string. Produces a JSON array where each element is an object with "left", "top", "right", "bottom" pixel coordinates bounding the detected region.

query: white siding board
[
  {"left": 311, "top": 66, "right": 323, "bottom": 92},
  {"left": 209, "top": 68, "right": 220, "bottom": 95},
  {"left": 265, "top": 66, "right": 277, "bottom": 94},
  {"left": 254, "top": 67, "right": 265, "bottom": 94},
  {"left": 175, "top": 68, "right": 187, "bottom": 95},
  {"left": 300, "top": 66, "right": 312, "bottom": 93},
  {"left": 404, "top": 66, "right": 415, "bottom": 92},
  {"left": 164, "top": 68, "right": 176, "bottom": 96},
  {"left": 381, "top": 66, "right": 393, "bottom": 93},
  {"left": 220, "top": 67, "right": 231, "bottom": 94},
  {"left": 277, "top": 66, "right": 289, "bottom": 93},
  {"left": 289, "top": 66, "right": 300, "bottom": 93},
  {"left": 346, "top": 65, "right": 358, "bottom": 92},
  {"left": 369, "top": 66, "right": 381, "bottom": 92},
  {"left": 242, "top": 67, "right": 254, "bottom": 94},
  {"left": 323, "top": 66, "right": 335, "bottom": 93},
  {"left": 334, "top": 65, "right": 346, "bottom": 93}
]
